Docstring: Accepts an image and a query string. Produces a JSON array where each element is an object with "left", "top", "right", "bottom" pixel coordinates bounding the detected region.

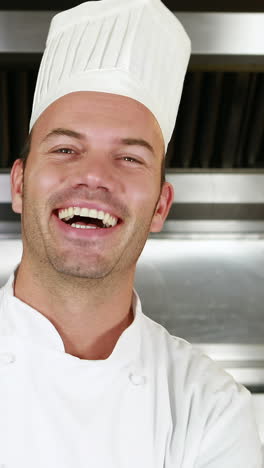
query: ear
[
  {"left": 150, "top": 182, "right": 174, "bottom": 233},
  {"left": 10, "top": 159, "right": 24, "bottom": 214}
]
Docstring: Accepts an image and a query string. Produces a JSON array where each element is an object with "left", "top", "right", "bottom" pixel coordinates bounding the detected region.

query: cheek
[
  {"left": 27, "top": 163, "right": 65, "bottom": 197},
  {"left": 127, "top": 178, "right": 160, "bottom": 210}
]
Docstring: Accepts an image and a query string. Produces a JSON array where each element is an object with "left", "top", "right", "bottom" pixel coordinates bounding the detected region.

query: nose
[{"left": 70, "top": 151, "right": 116, "bottom": 193}]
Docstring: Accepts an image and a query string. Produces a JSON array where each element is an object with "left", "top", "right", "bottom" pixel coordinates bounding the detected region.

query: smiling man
[
  {"left": 11, "top": 90, "right": 171, "bottom": 360},
  {"left": 0, "top": 0, "right": 262, "bottom": 467}
]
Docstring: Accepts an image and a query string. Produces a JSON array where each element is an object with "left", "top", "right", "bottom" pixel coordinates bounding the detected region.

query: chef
[{"left": 0, "top": 0, "right": 262, "bottom": 467}]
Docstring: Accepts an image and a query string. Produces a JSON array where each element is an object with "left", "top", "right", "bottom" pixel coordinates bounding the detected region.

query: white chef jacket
[{"left": 0, "top": 273, "right": 262, "bottom": 468}]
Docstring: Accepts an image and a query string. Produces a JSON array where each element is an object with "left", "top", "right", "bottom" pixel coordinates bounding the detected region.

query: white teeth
[
  {"left": 73, "top": 207, "right": 81, "bottom": 215},
  {"left": 58, "top": 209, "right": 67, "bottom": 219},
  {"left": 80, "top": 207, "right": 89, "bottom": 217},
  {"left": 103, "top": 213, "right": 110, "bottom": 224},
  {"left": 89, "top": 209, "right": 97, "bottom": 218},
  {"left": 58, "top": 206, "right": 118, "bottom": 227},
  {"left": 71, "top": 224, "right": 97, "bottom": 229}
]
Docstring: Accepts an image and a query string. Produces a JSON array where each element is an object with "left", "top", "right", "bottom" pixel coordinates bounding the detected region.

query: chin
[{"left": 50, "top": 260, "right": 113, "bottom": 280}]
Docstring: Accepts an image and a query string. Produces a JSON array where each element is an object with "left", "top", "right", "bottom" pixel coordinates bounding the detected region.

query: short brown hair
[{"left": 20, "top": 132, "right": 32, "bottom": 169}]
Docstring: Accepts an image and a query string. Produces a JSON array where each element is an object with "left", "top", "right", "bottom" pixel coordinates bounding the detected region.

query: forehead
[{"left": 33, "top": 91, "right": 164, "bottom": 152}]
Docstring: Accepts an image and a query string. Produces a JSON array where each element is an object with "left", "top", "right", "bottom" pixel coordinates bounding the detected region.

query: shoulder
[
  {"left": 141, "top": 312, "right": 252, "bottom": 411},
  {"left": 141, "top": 315, "right": 262, "bottom": 466},
  {"left": 141, "top": 313, "right": 229, "bottom": 384}
]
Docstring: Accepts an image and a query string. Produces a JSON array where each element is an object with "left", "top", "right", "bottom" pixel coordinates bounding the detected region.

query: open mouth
[{"left": 54, "top": 207, "right": 121, "bottom": 230}]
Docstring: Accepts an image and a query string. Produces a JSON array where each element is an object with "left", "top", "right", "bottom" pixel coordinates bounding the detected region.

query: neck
[{"left": 14, "top": 258, "right": 136, "bottom": 360}]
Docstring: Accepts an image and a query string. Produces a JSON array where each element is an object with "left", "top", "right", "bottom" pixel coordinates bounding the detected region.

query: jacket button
[
  {"left": 129, "top": 373, "right": 146, "bottom": 385},
  {"left": 0, "top": 353, "right": 16, "bottom": 366}
]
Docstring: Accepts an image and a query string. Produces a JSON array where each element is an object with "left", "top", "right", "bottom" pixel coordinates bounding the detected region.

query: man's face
[{"left": 11, "top": 91, "right": 173, "bottom": 280}]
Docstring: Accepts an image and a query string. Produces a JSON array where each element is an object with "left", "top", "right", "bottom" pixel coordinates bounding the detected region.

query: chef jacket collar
[{"left": 1, "top": 272, "right": 143, "bottom": 369}]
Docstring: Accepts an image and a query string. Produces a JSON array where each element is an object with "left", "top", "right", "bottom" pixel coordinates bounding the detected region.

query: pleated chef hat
[{"left": 30, "top": 0, "right": 191, "bottom": 153}]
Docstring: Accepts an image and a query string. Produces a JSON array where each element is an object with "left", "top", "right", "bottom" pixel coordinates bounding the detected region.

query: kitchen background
[{"left": 0, "top": 0, "right": 264, "bottom": 451}]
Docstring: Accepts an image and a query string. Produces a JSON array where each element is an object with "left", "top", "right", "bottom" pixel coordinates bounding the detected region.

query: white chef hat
[{"left": 30, "top": 0, "right": 191, "bottom": 153}]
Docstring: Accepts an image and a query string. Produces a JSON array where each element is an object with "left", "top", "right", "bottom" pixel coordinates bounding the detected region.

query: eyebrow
[
  {"left": 42, "top": 128, "right": 83, "bottom": 142},
  {"left": 41, "top": 127, "right": 155, "bottom": 156}
]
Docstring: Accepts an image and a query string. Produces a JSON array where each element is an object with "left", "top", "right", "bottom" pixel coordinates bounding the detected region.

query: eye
[
  {"left": 121, "top": 155, "right": 142, "bottom": 164},
  {"left": 55, "top": 147, "right": 75, "bottom": 154}
]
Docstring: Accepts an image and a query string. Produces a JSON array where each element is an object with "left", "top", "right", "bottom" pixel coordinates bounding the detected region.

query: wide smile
[{"left": 52, "top": 205, "right": 122, "bottom": 238}]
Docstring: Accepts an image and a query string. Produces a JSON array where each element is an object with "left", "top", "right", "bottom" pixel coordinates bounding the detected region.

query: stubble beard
[{"left": 20, "top": 183, "right": 160, "bottom": 283}]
